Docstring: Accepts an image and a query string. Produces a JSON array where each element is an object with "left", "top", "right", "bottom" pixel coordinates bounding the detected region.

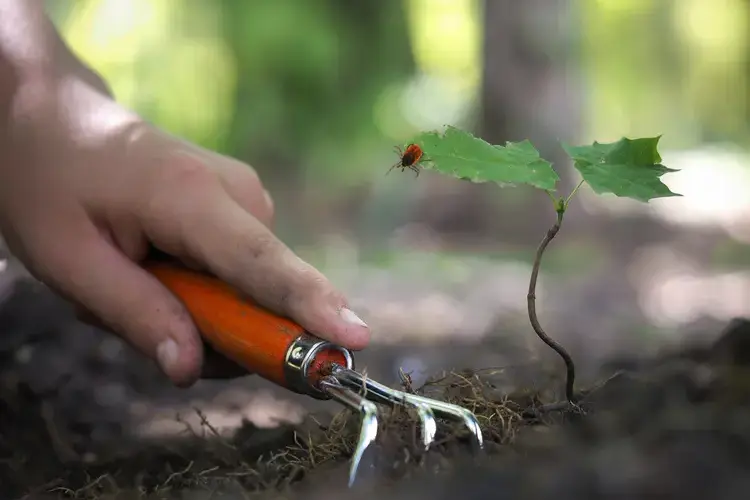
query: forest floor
[{"left": 3, "top": 257, "right": 750, "bottom": 500}]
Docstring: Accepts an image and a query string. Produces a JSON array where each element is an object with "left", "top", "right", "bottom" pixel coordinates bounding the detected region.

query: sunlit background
[{"left": 6, "top": 0, "right": 746, "bottom": 434}]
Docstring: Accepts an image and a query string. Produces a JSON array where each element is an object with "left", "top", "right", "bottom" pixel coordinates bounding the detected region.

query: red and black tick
[{"left": 387, "top": 143, "right": 428, "bottom": 177}]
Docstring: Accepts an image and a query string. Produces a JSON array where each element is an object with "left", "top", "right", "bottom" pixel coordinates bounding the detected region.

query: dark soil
[{"left": 4, "top": 275, "right": 750, "bottom": 499}]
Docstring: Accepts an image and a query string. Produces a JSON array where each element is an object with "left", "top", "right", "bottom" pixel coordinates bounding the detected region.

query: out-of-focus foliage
[
  {"left": 42, "top": 0, "right": 750, "bottom": 219},
  {"left": 217, "top": 0, "right": 414, "bottom": 187},
  {"left": 581, "top": 0, "right": 750, "bottom": 148},
  {"left": 44, "top": 0, "right": 483, "bottom": 191},
  {"left": 48, "top": 0, "right": 238, "bottom": 152}
]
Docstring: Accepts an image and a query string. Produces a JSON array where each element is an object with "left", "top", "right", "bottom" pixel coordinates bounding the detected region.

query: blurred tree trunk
[{"left": 413, "top": 0, "right": 582, "bottom": 248}]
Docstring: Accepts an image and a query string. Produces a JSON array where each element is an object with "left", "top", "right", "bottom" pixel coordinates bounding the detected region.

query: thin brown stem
[{"left": 527, "top": 209, "right": 576, "bottom": 403}]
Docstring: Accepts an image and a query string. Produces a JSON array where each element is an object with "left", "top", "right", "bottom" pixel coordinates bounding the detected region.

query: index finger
[{"left": 141, "top": 163, "right": 371, "bottom": 351}]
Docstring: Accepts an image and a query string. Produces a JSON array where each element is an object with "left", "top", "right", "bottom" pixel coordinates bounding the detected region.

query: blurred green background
[
  {"left": 45, "top": 0, "right": 750, "bottom": 164},
  {"left": 43, "top": 0, "right": 750, "bottom": 229},
  {"left": 40, "top": 0, "right": 750, "bottom": 349}
]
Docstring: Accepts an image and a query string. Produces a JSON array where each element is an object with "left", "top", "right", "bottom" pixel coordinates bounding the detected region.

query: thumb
[{"left": 36, "top": 220, "right": 204, "bottom": 387}]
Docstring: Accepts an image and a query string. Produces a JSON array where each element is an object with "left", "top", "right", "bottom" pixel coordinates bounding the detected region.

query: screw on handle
[{"left": 144, "top": 261, "right": 351, "bottom": 394}]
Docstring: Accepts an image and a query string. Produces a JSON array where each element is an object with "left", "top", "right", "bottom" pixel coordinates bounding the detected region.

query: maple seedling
[{"left": 402, "top": 126, "right": 681, "bottom": 405}]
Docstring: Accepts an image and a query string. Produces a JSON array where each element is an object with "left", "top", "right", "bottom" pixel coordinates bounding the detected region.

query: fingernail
[
  {"left": 340, "top": 307, "right": 368, "bottom": 328},
  {"left": 156, "top": 338, "right": 180, "bottom": 375}
]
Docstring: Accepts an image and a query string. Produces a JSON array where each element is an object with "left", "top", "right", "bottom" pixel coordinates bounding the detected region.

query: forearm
[
  {"left": 0, "top": 0, "right": 63, "bottom": 94},
  {"left": 0, "top": 1, "right": 110, "bottom": 120},
  {"left": 0, "top": 1, "right": 58, "bottom": 185},
  {"left": 0, "top": 1, "right": 74, "bottom": 205}
]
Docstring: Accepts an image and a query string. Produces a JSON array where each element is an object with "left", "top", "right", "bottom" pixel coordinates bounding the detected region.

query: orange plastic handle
[{"left": 144, "top": 261, "right": 348, "bottom": 391}]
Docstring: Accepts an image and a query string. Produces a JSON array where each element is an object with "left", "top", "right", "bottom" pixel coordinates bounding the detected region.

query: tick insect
[{"left": 387, "top": 143, "right": 428, "bottom": 177}]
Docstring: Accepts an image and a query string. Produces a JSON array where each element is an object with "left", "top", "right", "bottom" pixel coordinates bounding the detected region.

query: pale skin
[{"left": 0, "top": 0, "right": 370, "bottom": 387}]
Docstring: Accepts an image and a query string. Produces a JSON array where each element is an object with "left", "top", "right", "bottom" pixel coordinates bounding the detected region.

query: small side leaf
[
  {"left": 411, "top": 126, "right": 559, "bottom": 191},
  {"left": 563, "top": 136, "right": 681, "bottom": 202}
]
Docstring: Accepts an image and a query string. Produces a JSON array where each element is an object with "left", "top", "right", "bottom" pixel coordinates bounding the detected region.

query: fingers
[
  {"left": 35, "top": 210, "right": 205, "bottom": 387},
  {"left": 140, "top": 160, "right": 370, "bottom": 351},
  {"left": 166, "top": 135, "right": 275, "bottom": 228},
  {"left": 213, "top": 160, "right": 275, "bottom": 228},
  {"left": 187, "top": 199, "right": 370, "bottom": 350}
]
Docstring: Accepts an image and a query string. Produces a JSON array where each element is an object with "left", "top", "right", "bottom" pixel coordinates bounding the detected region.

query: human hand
[{"left": 0, "top": 71, "right": 370, "bottom": 387}]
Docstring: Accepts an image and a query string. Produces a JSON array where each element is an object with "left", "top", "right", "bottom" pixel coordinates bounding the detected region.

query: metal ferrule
[{"left": 283, "top": 333, "right": 355, "bottom": 399}]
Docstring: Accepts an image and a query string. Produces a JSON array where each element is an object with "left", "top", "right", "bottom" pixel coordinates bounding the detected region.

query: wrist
[
  {"left": 0, "top": 3, "right": 61, "bottom": 134},
  {"left": 0, "top": 0, "right": 112, "bottom": 126},
  {"left": 0, "top": 1, "right": 63, "bottom": 85},
  {"left": 1, "top": 50, "right": 115, "bottom": 144}
]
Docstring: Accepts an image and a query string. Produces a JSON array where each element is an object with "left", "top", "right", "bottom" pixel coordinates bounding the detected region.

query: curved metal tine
[
  {"left": 400, "top": 393, "right": 483, "bottom": 450},
  {"left": 333, "top": 366, "right": 483, "bottom": 450},
  {"left": 319, "top": 376, "right": 379, "bottom": 487},
  {"left": 406, "top": 402, "right": 437, "bottom": 451},
  {"left": 330, "top": 366, "right": 437, "bottom": 450}
]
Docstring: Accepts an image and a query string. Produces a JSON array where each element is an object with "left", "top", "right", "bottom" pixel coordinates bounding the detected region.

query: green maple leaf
[
  {"left": 410, "top": 126, "right": 559, "bottom": 191},
  {"left": 562, "top": 136, "right": 681, "bottom": 202}
]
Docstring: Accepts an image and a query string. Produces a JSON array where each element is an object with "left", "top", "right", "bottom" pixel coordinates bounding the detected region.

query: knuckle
[
  {"left": 218, "top": 162, "right": 274, "bottom": 223},
  {"left": 146, "top": 154, "right": 222, "bottom": 215},
  {"left": 162, "top": 156, "right": 220, "bottom": 191},
  {"left": 293, "top": 268, "right": 335, "bottom": 304},
  {"left": 224, "top": 159, "right": 263, "bottom": 190}
]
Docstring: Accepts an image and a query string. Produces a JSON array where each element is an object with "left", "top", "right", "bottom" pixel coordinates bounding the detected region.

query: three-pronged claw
[
  {"left": 332, "top": 367, "right": 438, "bottom": 450},
  {"left": 321, "top": 365, "right": 484, "bottom": 486}
]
